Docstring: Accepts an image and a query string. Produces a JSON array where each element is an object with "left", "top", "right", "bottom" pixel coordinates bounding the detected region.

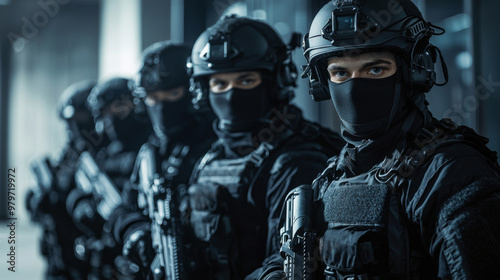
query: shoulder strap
[
  {"left": 312, "top": 156, "right": 341, "bottom": 200},
  {"left": 189, "top": 141, "right": 224, "bottom": 183},
  {"left": 247, "top": 141, "right": 274, "bottom": 168},
  {"left": 375, "top": 118, "right": 500, "bottom": 188}
]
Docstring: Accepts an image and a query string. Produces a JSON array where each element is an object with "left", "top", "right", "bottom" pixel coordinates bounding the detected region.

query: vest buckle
[{"left": 248, "top": 142, "right": 274, "bottom": 166}]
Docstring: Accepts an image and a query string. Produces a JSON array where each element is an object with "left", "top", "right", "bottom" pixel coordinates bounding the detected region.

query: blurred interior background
[{"left": 0, "top": 0, "right": 499, "bottom": 278}]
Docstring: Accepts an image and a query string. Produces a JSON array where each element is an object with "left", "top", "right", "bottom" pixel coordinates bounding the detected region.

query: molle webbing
[{"left": 323, "top": 184, "right": 390, "bottom": 226}]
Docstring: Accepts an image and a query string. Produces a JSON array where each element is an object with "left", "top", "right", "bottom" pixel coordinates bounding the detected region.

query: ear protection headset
[{"left": 406, "top": 27, "right": 449, "bottom": 93}]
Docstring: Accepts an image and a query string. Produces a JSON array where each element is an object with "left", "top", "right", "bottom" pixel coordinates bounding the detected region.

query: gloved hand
[
  {"left": 261, "top": 271, "right": 286, "bottom": 280},
  {"left": 114, "top": 255, "right": 141, "bottom": 280},
  {"left": 66, "top": 188, "right": 104, "bottom": 237},
  {"left": 122, "top": 227, "right": 154, "bottom": 272},
  {"left": 25, "top": 187, "right": 52, "bottom": 222}
]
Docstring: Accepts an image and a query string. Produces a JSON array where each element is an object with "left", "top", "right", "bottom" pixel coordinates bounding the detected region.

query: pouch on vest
[
  {"left": 322, "top": 183, "right": 391, "bottom": 279},
  {"left": 188, "top": 182, "right": 225, "bottom": 241}
]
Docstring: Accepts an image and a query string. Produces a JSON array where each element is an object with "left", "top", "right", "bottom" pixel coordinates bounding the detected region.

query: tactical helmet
[
  {"left": 57, "top": 80, "right": 97, "bottom": 151},
  {"left": 303, "top": 0, "right": 447, "bottom": 101},
  {"left": 133, "top": 41, "right": 206, "bottom": 139},
  {"left": 87, "top": 78, "right": 152, "bottom": 151},
  {"left": 87, "top": 77, "right": 134, "bottom": 120},
  {"left": 134, "top": 41, "right": 192, "bottom": 97},
  {"left": 57, "top": 80, "right": 96, "bottom": 121},
  {"left": 188, "top": 14, "right": 300, "bottom": 107}
]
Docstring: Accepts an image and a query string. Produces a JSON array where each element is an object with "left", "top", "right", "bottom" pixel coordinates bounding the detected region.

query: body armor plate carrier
[{"left": 314, "top": 118, "right": 499, "bottom": 280}]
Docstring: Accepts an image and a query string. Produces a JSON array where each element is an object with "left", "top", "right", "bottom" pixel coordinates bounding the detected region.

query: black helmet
[
  {"left": 188, "top": 14, "right": 300, "bottom": 106},
  {"left": 134, "top": 41, "right": 207, "bottom": 140},
  {"left": 58, "top": 80, "right": 96, "bottom": 121},
  {"left": 87, "top": 77, "right": 134, "bottom": 120},
  {"left": 57, "top": 80, "right": 97, "bottom": 152},
  {"left": 303, "top": 0, "right": 447, "bottom": 101},
  {"left": 87, "top": 78, "right": 152, "bottom": 151},
  {"left": 134, "top": 41, "right": 192, "bottom": 97}
]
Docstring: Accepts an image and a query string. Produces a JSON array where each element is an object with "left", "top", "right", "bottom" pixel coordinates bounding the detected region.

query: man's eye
[
  {"left": 213, "top": 80, "right": 227, "bottom": 87},
  {"left": 330, "top": 71, "right": 350, "bottom": 82},
  {"left": 369, "top": 67, "right": 384, "bottom": 75},
  {"left": 335, "top": 71, "right": 348, "bottom": 78},
  {"left": 240, "top": 79, "right": 255, "bottom": 86}
]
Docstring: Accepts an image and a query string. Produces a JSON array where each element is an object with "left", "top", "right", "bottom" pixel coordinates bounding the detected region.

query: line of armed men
[{"left": 26, "top": 0, "right": 500, "bottom": 279}]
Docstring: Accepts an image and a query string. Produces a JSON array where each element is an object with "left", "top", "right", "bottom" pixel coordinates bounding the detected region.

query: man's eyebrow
[
  {"left": 237, "top": 73, "right": 256, "bottom": 79},
  {"left": 327, "top": 64, "right": 347, "bottom": 71},
  {"left": 327, "top": 59, "right": 393, "bottom": 71},
  {"left": 361, "top": 59, "right": 393, "bottom": 70}
]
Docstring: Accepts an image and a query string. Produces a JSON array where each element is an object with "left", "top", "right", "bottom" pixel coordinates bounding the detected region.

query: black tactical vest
[
  {"left": 189, "top": 119, "right": 343, "bottom": 280},
  {"left": 189, "top": 140, "right": 276, "bottom": 279},
  {"left": 315, "top": 118, "right": 499, "bottom": 280}
]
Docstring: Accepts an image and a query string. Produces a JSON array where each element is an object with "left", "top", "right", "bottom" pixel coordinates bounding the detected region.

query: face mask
[
  {"left": 328, "top": 74, "right": 403, "bottom": 139},
  {"left": 209, "top": 82, "right": 272, "bottom": 132},
  {"left": 147, "top": 92, "right": 192, "bottom": 138},
  {"left": 103, "top": 113, "right": 151, "bottom": 151}
]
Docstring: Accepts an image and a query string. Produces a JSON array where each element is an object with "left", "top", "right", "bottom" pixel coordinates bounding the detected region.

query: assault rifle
[
  {"left": 28, "top": 157, "right": 68, "bottom": 272},
  {"left": 279, "top": 185, "right": 318, "bottom": 280},
  {"left": 138, "top": 145, "right": 189, "bottom": 280},
  {"left": 28, "top": 157, "right": 55, "bottom": 221},
  {"left": 31, "top": 157, "right": 55, "bottom": 192},
  {"left": 75, "top": 151, "right": 122, "bottom": 220}
]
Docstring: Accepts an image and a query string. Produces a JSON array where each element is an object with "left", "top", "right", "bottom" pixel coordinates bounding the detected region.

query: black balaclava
[
  {"left": 102, "top": 112, "right": 150, "bottom": 152},
  {"left": 328, "top": 67, "right": 427, "bottom": 175},
  {"left": 67, "top": 110, "right": 97, "bottom": 153},
  {"left": 209, "top": 80, "right": 273, "bottom": 133},
  {"left": 147, "top": 87, "right": 193, "bottom": 139},
  {"left": 328, "top": 72, "right": 405, "bottom": 143}
]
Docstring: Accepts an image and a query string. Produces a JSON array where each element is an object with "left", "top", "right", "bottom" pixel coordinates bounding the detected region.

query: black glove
[
  {"left": 66, "top": 189, "right": 104, "bottom": 237},
  {"left": 26, "top": 187, "right": 52, "bottom": 222},
  {"left": 122, "top": 226, "right": 154, "bottom": 271},
  {"left": 114, "top": 255, "right": 141, "bottom": 279},
  {"left": 261, "top": 271, "right": 286, "bottom": 280}
]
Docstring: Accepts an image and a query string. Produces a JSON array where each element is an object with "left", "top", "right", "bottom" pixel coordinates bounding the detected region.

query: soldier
[
  {"left": 66, "top": 77, "right": 153, "bottom": 279},
  {"left": 107, "top": 41, "right": 217, "bottom": 279},
  {"left": 26, "top": 80, "right": 103, "bottom": 280},
  {"left": 186, "top": 15, "right": 344, "bottom": 279},
  {"left": 260, "top": 0, "right": 500, "bottom": 279}
]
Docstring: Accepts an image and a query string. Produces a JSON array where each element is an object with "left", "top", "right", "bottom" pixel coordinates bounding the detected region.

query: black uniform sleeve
[
  {"left": 245, "top": 150, "right": 328, "bottom": 280},
  {"left": 402, "top": 143, "right": 500, "bottom": 279},
  {"left": 265, "top": 150, "right": 328, "bottom": 257}
]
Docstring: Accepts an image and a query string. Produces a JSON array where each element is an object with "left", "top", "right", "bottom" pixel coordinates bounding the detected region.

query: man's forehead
[{"left": 327, "top": 51, "right": 396, "bottom": 65}]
